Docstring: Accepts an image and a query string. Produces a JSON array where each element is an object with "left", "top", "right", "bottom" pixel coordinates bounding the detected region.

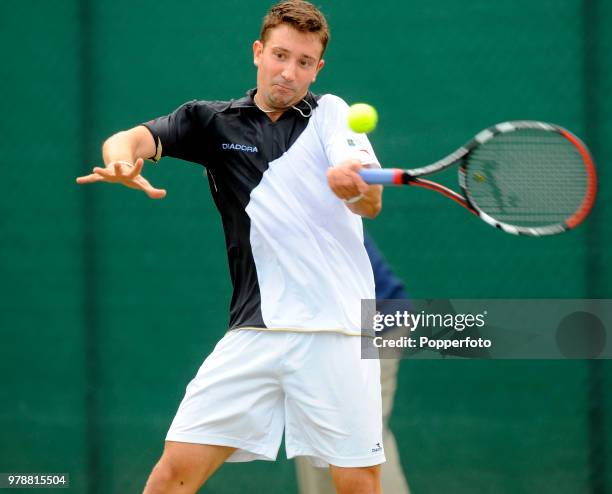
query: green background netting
[{"left": 1, "top": 1, "right": 610, "bottom": 492}]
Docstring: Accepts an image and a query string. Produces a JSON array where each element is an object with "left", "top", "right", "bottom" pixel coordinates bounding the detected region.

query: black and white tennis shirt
[{"left": 143, "top": 89, "right": 380, "bottom": 335}]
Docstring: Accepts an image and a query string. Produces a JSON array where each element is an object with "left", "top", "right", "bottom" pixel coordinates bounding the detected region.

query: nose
[{"left": 281, "top": 62, "right": 296, "bottom": 83}]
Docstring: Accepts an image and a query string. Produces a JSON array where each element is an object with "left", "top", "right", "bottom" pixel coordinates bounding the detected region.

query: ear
[
  {"left": 253, "top": 40, "right": 264, "bottom": 67},
  {"left": 314, "top": 58, "right": 325, "bottom": 80}
]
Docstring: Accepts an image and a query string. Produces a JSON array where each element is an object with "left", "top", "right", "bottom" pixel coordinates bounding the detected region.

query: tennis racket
[{"left": 360, "top": 121, "right": 597, "bottom": 236}]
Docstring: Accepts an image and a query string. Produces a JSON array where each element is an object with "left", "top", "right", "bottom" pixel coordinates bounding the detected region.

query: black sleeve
[{"left": 142, "top": 100, "right": 213, "bottom": 166}]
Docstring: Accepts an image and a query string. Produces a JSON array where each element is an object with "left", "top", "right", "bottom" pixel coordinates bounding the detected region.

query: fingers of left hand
[
  {"left": 93, "top": 166, "right": 113, "bottom": 179},
  {"left": 128, "top": 159, "right": 143, "bottom": 178},
  {"left": 76, "top": 173, "right": 104, "bottom": 184}
]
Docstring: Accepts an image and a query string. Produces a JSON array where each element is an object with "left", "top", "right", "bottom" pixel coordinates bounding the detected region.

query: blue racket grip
[{"left": 358, "top": 168, "right": 403, "bottom": 185}]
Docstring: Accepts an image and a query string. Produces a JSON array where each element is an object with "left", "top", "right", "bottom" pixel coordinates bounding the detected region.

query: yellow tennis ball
[{"left": 347, "top": 103, "right": 378, "bottom": 133}]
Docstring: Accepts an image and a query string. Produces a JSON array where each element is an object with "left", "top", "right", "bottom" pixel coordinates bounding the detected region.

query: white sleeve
[{"left": 315, "top": 94, "right": 381, "bottom": 169}]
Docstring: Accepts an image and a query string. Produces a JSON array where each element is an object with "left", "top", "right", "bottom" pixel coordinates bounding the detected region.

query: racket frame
[{"left": 366, "top": 121, "right": 597, "bottom": 236}]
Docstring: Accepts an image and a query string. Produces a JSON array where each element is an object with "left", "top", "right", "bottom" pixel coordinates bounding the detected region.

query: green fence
[{"left": 1, "top": 0, "right": 611, "bottom": 492}]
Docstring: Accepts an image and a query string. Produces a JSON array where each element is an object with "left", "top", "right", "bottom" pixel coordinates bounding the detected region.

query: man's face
[{"left": 253, "top": 24, "right": 325, "bottom": 111}]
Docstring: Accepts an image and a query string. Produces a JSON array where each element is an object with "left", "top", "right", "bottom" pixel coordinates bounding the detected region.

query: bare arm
[
  {"left": 326, "top": 160, "right": 383, "bottom": 219},
  {"left": 102, "top": 125, "right": 157, "bottom": 165},
  {"left": 76, "top": 125, "right": 167, "bottom": 199}
]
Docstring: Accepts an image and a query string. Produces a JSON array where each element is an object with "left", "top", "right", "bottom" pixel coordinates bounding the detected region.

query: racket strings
[{"left": 465, "top": 130, "right": 588, "bottom": 227}]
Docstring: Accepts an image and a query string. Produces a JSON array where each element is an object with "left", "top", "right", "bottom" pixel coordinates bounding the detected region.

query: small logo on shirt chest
[{"left": 222, "top": 143, "right": 259, "bottom": 153}]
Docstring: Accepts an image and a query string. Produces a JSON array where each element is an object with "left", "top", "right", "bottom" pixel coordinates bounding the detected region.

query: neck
[
  {"left": 253, "top": 91, "right": 313, "bottom": 121},
  {"left": 253, "top": 93, "right": 285, "bottom": 122}
]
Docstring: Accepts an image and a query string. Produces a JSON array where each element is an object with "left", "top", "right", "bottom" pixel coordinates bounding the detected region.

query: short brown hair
[{"left": 260, "top": 0, "right": 330, "bottom": 55}]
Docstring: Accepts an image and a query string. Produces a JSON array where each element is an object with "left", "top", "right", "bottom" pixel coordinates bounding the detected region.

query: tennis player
[{"left": 77, "top": 2, "right": 384, "bottom": 493}]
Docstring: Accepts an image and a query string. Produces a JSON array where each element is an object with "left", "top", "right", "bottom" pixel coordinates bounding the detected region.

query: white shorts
[{"left": 166, "top": 329, "right": 385, "bottom": 468}]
